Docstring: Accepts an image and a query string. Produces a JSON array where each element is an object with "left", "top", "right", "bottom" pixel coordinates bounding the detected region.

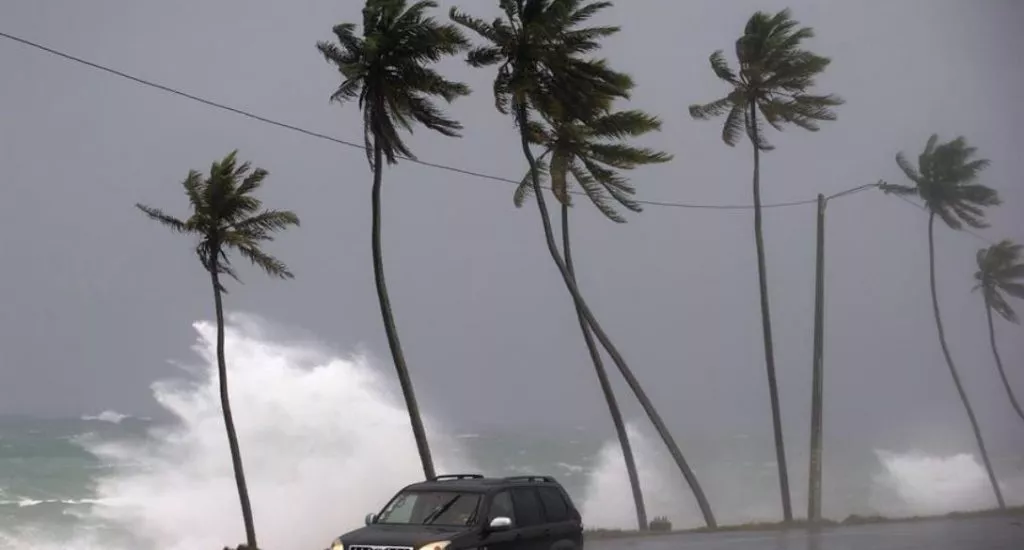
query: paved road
[{"left": 586, "top": 516, "right": 1024, "bottom": 550}]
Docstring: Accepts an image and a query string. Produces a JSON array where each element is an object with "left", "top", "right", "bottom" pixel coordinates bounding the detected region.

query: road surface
[{"left": 586, "top": 516, "right": 1023, "bottom": 550}]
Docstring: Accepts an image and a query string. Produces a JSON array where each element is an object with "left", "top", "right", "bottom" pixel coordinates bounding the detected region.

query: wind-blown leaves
[
  {"left": 880, "top": 134, "right": 1001, "bottom": 230},
  {"left": 136, "top": 150, "right": 299, "bottom": 290},
  {"left": 317, "top": 0, "right": 471, "bottom": 168},
  {"left": 512, "top": 107, "right": 670, "bottom": 222},
  {"left": 688, "top": 8, "right": 843, "bottom": 150},
  {"left": 975, "top": 240, "right": 1024, "bottom": 324},
  {"left": 451, "top": 0, "right": 632, "bottom": 123}
]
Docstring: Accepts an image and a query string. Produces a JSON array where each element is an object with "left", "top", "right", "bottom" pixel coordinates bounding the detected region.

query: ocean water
[{"left": 1, "top": 313, "right": 1020, "bottom": 550}]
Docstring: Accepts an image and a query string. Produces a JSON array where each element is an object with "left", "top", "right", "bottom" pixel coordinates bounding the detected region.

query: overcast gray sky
[{"left": 0, "top": 0, "right": 1021, "bottom": 458}]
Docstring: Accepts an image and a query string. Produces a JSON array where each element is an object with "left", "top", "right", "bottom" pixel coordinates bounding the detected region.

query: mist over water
[{"left": 3, "top": 314, "right": 1020, "bottom": 549}]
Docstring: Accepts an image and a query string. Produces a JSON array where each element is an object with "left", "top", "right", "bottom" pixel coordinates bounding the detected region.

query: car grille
[{"left": 350, "top": 545, "right": 414, "bottom": 550}]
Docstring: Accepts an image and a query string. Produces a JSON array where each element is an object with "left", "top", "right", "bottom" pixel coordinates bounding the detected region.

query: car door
[
  {"left": 535, "top": 486, "right": 580, "bottom": 550},
  {"left": 477, "top": 490, "right": 521, "bottom": 550},
  {"left": 508, "top": 487, "right": 549, "bottom": 550}
]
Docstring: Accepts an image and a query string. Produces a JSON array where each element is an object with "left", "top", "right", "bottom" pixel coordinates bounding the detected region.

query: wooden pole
[{"left": 808, "top": 193, "right": 826, "bottom": 522}]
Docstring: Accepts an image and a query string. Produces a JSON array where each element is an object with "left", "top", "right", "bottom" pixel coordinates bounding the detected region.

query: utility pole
[{"left": 808, "top": 193, "right": 826, "bottom": 523}]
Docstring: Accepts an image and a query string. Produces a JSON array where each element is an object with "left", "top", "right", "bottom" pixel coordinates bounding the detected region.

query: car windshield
[{"left": 376, "top": 490, "right": 482, "bottom": 527}]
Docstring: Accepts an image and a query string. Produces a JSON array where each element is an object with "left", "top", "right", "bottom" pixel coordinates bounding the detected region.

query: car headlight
[
  {"left": 329, "top": 538, "right": 344, "bottom": 550},
  {"left": 417, "top": 541, "right": 450, "bottom": 550}
]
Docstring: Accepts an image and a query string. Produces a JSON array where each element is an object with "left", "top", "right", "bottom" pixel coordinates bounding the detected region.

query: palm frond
[
  {"left": 691, "top": 7, "right": 839, "bottom": 150},
  {"left": 453, "top": 0, "right": 627, "bottom": 124},
  {"left": 322, "top": 0, "right": 470, "bottom": 168},
  {"left": 745, "top": 111, "right": 774, "bottom": 151},
  {"left": 136, "top": 204, "right": 188, "bottom": 233},
  {"left": 513, "top": 156, "right": 549, "bottom": 208},
  {"left": 721, "top": 103, "right": 746, "bottom": 146},
  {"left": 877, "top": 181, "right": 918, "bottom": 196},
  {"left": 688, "top": 97, "right": 732, "bottom": 121},
  {"left": 589, "top": 110, "right": 662, "bottom": 139},
  {"left": 709, "top": 50, "right": 737, "bottom": 83},
  {"left": 232, "top": 209, "right": 301, "bottom": 238},
  {"left": 895, "top": 152, "right": 922, "bottom": 184},
  {"left": 1002, "top": 283, "right": 1024, "bottom": 301},
  {"left": 588, "top": 143, "right": 672, "bottom": 169},
  {"left": 976, "top": 239, "right": 1024, "bottom": 324},
  {"left": 138, "top": 151, "right": 298, "bottom": 287},
  {"left": 989, "top": 290, "right": 1019, "bottom": 324},
  {"left": 448, "top": 8, "right": 500, "bottom": 43},
  {"left": 235, "top": 242, "right": 294, "bottom": 280}
]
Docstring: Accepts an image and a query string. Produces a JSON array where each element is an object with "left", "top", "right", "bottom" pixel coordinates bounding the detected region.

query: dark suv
[{"left": 325, "top": 474, "right": 584, "bottom": 550}]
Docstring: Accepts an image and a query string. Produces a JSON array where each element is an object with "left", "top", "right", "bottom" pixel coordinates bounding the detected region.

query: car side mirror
[
  {"left": 365, "top": 513, "right": 377, "bottom": 526},
  {"left": 488, "top": 516, "right": 512, "bottom": 531}
]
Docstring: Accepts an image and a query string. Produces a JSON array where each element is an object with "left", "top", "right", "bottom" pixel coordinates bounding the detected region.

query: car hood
[{"left": 340, "top": 524, "right": 471, "bottom": 548}]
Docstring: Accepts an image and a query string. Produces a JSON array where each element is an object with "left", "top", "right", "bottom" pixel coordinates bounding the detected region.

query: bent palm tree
[
  {"left": 137, "top": 151, "right": 299, "bottom": 549},
  {"left": 688, "top": 8, "right": 843, "bottom": 521},
  {"left": 515, "top": 105, "right": 672, "bottom": 530},
  {"left": 974, "top": 240, "right": 1024, "bottom": 423},
  {"left": 318, "top": 0, "right": 470, "bottom": 480},
  {"left": 879, "top": 134, "right": 1004, "bottom": 509},
  {"left": 452, "top": 0, "right": 716, "bottom": 527}
]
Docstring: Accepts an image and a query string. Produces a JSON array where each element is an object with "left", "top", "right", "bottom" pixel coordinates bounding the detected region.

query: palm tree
[
  {"left": 137, "top": 151, "right": 299, "bottom": 549},
  {"left": 687, "top": 8, "right": 843, "bottom": 521},
  {"left": 317, "top": 0, "right": 470, "bottom": 481},
  {"left": 451, "top": 0, "right": 716, "bottom": 527},
  {"left": 514, "top": 104, "right": 672, "bottom": 530},
  {"left": 879, "top": 134, "right": 1004, "bottom": 509},
  {"left": 974, "top": 240, "right": 1024, "bottom": 423}
]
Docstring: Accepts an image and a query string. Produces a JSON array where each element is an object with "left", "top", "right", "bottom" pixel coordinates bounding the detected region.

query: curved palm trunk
[
  {"left": 211, "top": 268, "right": 258, "bottom": 549},
  {"left": 516, "top": 105, "right": 717, "bottom": 528},
  {"left": 928, "top": 214, "right": 1005, "bottom": 508},
  {"left": 561, "top": 203, "right": 648, "bottom": 531},
  {"left": 371, "top": 138, "right": 436, "bottom": 481},
  {"left": 983, "top": 297, "right": 1024, "bottom": 423},
  {"left": 749, "top": 103, "right": 792, "bottom": 522}
]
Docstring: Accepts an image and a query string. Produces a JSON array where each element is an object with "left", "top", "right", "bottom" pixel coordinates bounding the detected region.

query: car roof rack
[
  {"left": 433, "top": 474, "right": 485, "bottom": 481},
  {"left": 502, "top": 475, "right": 556, "bottom": 483}
]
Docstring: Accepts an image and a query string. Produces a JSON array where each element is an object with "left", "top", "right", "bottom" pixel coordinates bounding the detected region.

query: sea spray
[
  {"left": 1, "top": 314, "right": 1021, "bottom": 549},
  {"left": 869, "top": 450, "right": 1019, "bottom": 516}
]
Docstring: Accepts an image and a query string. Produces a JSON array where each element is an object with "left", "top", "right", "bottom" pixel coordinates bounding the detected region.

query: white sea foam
[
  {"left": 868, "top": 450, "right": 1021, "bottom": 516},
  {"left": 81, "top": 411, "right": 130, "bottom": 424}
]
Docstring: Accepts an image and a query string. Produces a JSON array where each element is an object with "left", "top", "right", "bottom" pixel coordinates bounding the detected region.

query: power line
[{"left": 2, "top": 29, "right": 863, "bottom": 212}]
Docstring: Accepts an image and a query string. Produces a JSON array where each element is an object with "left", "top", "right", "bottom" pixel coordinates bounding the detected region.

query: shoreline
[{"left": 583, "top": 506, "right": 1024, "bottom": 540}]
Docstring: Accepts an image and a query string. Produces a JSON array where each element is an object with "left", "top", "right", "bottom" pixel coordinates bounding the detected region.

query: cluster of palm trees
[{"left": 132, "top": 1, "right": 1022, "bottom": 548}]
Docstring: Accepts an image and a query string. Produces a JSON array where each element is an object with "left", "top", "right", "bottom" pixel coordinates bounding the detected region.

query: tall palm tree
[
  {"left": 317, "top": 0, "right": 470, "bottom": 481},
  {"left": 974, "top": 240, "right": 1024, "bottom": 423},
  {"left": 687, "top": 8, "right": 843, "bottom": 521},
  {"left": 137, "top": 151, "right": 299, "bottom": 549},
  {"left": 451, "top": 0, "right": 716, "bottom": 527},
  {"left": 515, "top": 104, "right": 672, "bottom": 530},
  {"left": 879, "top": 134, "right": 1004, "bottom": 509}
]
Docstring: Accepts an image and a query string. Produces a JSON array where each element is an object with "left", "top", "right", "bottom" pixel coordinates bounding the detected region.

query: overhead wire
[{"left": 0, "top": 30, "right": 874, "bottom": 211}]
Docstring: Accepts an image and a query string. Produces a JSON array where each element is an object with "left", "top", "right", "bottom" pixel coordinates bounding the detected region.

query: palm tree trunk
[
  {"left": 927, "top": 213, "right": 1005, "bottom": 509},
  {"left": 749, "top": 102, "right": 792, "bottom": 522},
  {"left": 211, "top": 267, "right": 258, "bottom": 549},
  {"left": 561, "top": 202, "right": 648, "bottom": 531},
  {"left": 371, "top": 137, "right": 436, "bottom": 481},
  {"left": 516, "top": 105, "right": 717, "bottom": 528},
  {"left": 983, "top": 296, "right": 1024, "bottom": 423}
]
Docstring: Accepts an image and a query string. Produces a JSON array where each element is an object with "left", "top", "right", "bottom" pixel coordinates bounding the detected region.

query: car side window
[
  {"left": 510, "top": 488, "right": 545, "bottom": 527},
  {"left": 489, "top": 491, "right": 515, "bottom": 524},
  {"left": 536, "top": 487, "right": 570, "bottom": 523}
]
